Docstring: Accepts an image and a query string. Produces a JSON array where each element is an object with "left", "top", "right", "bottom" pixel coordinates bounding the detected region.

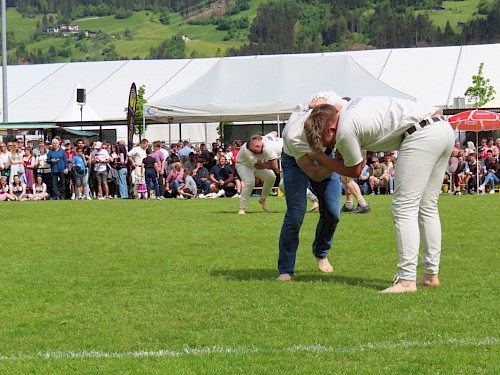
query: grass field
[
  {"left": 0, "top": 194, "right": 498, "bottom": 373},
  {"left": 419, "top": 0, "right": 486, "bottom": 32}
]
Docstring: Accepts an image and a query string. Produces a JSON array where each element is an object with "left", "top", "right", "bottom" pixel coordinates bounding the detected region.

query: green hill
[{"left": 2, "top": 0, "right": 493, "bottom": 64}]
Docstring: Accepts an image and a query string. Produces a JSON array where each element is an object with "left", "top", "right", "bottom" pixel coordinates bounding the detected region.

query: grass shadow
[{"left": 210, "top": 269, "right": 386, "bottom": 290}]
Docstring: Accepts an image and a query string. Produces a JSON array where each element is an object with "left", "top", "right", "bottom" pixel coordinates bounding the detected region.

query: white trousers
[
  {"left": 391, "top": 122, "right": 454, "bottom": 280},
  {"left": 236, "top": 162, "right": 276, "bottom": 209},
  {"left": 131, "top": 166, "right": 143, "bottom": 196}
]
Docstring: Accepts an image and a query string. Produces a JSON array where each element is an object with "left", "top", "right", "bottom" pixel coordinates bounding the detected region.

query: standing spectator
[
  {"left": 9, "top": 143, "right": 25, "bottom": 185},
  {"left": 116, "top": 143, "right": 129, "bottom": 199},
  {"left": 178, "top": 140, "right": 194, "bottom": 163},
  {"left": 22, "top": 147, "right": 36, "bottom": 195},
  {"left": 0, "top": 142, "right": 11, "bottom": 178},
  {"left": 72, "top": 147, "right": 87, "bottom": 199},
  {"left": 92, "top": 141, "right": 111, "bottom": 200},
  {"left": 128, "top": 139, "right": 148, "bottom": 199},
  {"left": 141, "top": 147, "right": 161, "bottom": 200},
  {"left": 33, "top": 139, "right": 45, "bottom": 157},
  {"left": 36, "top": 144, "right": 52, "bottom": 194},
  {"left": 152, "top": 140, "right": 166, "bottom": 189},
  {"left": 63, "top": 140, "right": 77, "bottom": 200}
]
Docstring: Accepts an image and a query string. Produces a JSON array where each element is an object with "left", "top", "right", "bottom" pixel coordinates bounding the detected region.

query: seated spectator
[
  {"left": 9, "top": 174, "right": 27, "bottom": 201},
  {"left": 209, "top": 155, "right": 235, "bottom": 197},
  {"left": 464, "top": 141, "right": 476, "bottom": 157},
  {"left": 141, "top": 147, "right": 162, "bottom": 200},
  {"left": 355, "top": 160, "right": 370, "bottom": 195},
  {"left": 382, "top": 154, "right": 395, "bottom": 194},
  {"left": 0, "top": 176, "right": 16, "bottom": 201},
  {"left": 444, "top": 152, "right": 459, "bottom": 192},
  {"left": 30, "top": 175, "right": 49, "bottom": 201},
  {"left": 455, "top": 155, "right": 468, "bottom": 193},
  {"left": 478, "top": 149, "right": 499, "bottom": 194},
  {"left": 465, "top": 152, "right": 478, "bottom": 193},
  {"left": 166, "top": 162, "right": 185, "bottom": 197},
  {"left": 178, "top": 167, "right": 197, "bottom": 199},
  {"left": 341, "top": 175, "right": 371, "bottom": 214},
  {"left": 193, "top": 158, "right": 211, "bottom": 195},
  {"left": 368, "top": 157, "right": 389, "bottom": 194},
  {"left": 183, "top": 152, "right": 197, "bottom": 172}
]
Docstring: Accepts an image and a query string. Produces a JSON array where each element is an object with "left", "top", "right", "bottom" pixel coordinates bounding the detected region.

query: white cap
[{"left": 95, "top": 141, "right": 103, "bottom": 149}]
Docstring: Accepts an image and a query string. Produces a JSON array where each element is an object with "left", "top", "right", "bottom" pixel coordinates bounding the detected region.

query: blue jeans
[
  {"left": 484, "top": 172, "right": 500, "bottom": 189},
  {"left": 197, "top": 180, "right": 211, "bottom": 194},
  {"left": 51, "top": 171, "right": 66, "bottom": 199},
  {"left": 118, "top": 167, "right": 128, "bottom": 198},
  {"left": 145, "top": 169, "right": 160, "bottom": 198},
  {"left": 278, "top": 152, "right": 341, "bottom": 275}
]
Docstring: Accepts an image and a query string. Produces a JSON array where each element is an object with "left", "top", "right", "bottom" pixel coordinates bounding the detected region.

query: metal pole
[{"left": 2, "top": 0, "right": 8, "bottom": 122}]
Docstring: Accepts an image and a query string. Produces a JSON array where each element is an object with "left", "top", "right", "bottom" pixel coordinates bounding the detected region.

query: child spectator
[
  {"left": 0, "top": 176, "right": 15, "bottom": 201},
  {"left": 72, "top": 147, "right": 87, "bottom": 199},
  {"left": 141, "top": 147, "right": 162, "bottom": 200},
  {"left": 9, "top": 174, "right": 27, "bottom": 201}
]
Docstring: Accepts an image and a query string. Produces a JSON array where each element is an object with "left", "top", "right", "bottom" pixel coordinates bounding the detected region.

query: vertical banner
[{"left": 127, "top": 82, "right": 137, "bottom": 150}]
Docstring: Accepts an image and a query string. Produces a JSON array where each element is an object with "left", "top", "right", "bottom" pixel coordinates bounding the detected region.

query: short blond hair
[{"left": 304, "top": 104, "right": 338, "bottom": 150}]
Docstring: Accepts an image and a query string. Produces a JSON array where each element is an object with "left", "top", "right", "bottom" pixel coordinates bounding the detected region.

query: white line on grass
[{"left": 0, "top": 337, "right": 497, "bottom": 361}]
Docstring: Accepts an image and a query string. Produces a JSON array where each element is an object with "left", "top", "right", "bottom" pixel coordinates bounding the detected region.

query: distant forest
[{"left": 7, "top": 0, "right": 500, "bottom": 62}]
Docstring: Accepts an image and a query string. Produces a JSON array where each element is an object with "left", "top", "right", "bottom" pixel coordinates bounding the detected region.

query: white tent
[{"left": 144, "top": 54, "right": 415, "bottom": 123}]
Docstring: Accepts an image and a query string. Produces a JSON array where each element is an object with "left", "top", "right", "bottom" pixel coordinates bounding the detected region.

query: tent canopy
[{"left": 144, "top": 54, "right": 415, "bottom": 123}]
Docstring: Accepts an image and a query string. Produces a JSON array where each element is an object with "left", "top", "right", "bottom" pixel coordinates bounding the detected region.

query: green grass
[
  {"left": 418, "top": 0, "right": 487, "bottom": 32},
  {"left": 0, "top": 194, "right": 498, "bottom": 373}
]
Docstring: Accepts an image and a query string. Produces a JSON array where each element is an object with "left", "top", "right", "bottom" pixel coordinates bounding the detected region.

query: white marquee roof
[{"left": 1, "top": 43, "right": 499, "bottom": 124}]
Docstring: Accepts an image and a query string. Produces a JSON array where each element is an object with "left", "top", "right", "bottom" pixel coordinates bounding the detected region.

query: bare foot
[
  {"left": 316, "top": 257, "right": 334, "bottom": 273},
  {"left": 309, "top": 201, "right": 319, "bottom": 212},
  {"left": 380, "top": 280, "right": 417, "bottom": 294},
  {"left": 259, "top": 197, "right": 268, "bottom": 212},
  {"left": 416, "top": 274, "right": 440, "bottom": 287},
  {"left": 276, "top": 273, "right": 292, "bottom": 282},
  {"left": 238, "top": 208, "right": 246, "bottom": 215}
]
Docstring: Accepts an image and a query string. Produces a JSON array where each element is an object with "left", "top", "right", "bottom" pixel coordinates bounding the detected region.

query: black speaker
[{"left": 76, "top": 88, "right": 86, "bottom": 103}]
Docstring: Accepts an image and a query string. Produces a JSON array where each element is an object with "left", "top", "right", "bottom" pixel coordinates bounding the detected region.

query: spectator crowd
[{"left": 0, "top": 135, "right": 498, "bottom": 202}]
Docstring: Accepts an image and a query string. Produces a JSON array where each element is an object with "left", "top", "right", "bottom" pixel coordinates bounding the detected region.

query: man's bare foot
[
  {"left": 316, "top": 257, "right": 334, "bottom": 273},
  {"left": 238, "top": 208, "right": 246, "bottom": 215},
  {"left": 380, "top": 279, "right": 417, "bottom": 294},
  {"left": 309, "top": 201, "right": 319, "bottom": 212},
  {"left": 276, "top": 273, "right": 292, "bottom": 281},
  {"left": 259, "top": 197, "right": 268, "bottom": 212},
  {"left": 416, "top": 274, "right": 440, "bottom": 287}
]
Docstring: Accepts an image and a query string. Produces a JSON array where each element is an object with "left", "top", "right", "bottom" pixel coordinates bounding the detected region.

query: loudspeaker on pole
[{"left": 77, "top": 88, "right": 86, "bottom": 103}]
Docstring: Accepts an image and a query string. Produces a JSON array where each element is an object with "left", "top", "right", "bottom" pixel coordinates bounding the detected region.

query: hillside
[{"left": 2, "top": 0, "right": 498, "bottom": 64}]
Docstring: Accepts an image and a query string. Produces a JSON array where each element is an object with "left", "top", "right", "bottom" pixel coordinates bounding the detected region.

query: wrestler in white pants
[
  {"left": 391, "top": 122, "right": 454, "bottom": 281},
  {"left": 236, "top": 162, "right": 276, "bottom": 210}
]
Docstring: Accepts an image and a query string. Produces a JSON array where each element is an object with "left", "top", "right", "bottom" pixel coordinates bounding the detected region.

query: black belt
[{"left": 403, "top": 116, "right": 446, "bottom": 139}]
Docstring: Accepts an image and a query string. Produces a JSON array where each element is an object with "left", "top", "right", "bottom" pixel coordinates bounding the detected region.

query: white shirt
[
  {"left": 236, "top": 144, "right": 258, "bottom": 168},
  {"left": 283, "top": 91, "right": 345, "bottom": 159},
  {"left": 335, "top": 97, "right": 438, "bottom": 167},
  {"left": 260, "top": 133, "right": 283, "bottom": 161},
  {"left": 127, "top": 146, "right": 147, "bottom": 166},
  {"left": 93, "top": 149, "right": 110, "bottom": 172}
]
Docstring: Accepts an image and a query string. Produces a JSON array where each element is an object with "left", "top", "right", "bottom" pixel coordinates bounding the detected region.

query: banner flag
[{"left": 127, "top": 82, "right": 137, "bottom": 150}]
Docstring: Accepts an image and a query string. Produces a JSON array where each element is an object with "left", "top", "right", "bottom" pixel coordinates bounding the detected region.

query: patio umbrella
[{"left": 448, "top": 109, "right": 500, "bottom": 192}]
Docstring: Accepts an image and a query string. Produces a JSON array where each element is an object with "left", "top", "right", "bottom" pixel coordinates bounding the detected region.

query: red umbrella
[{"left": 448, "top": 109, "right": 500, "bottom": 131}]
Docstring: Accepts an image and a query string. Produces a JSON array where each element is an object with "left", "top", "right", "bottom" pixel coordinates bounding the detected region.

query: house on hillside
[
  {"left": 47, "top": 27, "right": 59, "bottom": 33},
  {"left": 85, "top": 30, "right": 99, "bottom": 38}
]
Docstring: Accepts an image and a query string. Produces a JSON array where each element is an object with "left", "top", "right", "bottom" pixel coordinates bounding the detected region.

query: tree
[{"left": 464, "top": 63, "right": 496, "bottom": 107}]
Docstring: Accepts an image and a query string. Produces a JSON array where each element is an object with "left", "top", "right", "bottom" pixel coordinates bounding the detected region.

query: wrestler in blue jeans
[{"left": 278, "top": 151, "right": 341, "bottom": 275}]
